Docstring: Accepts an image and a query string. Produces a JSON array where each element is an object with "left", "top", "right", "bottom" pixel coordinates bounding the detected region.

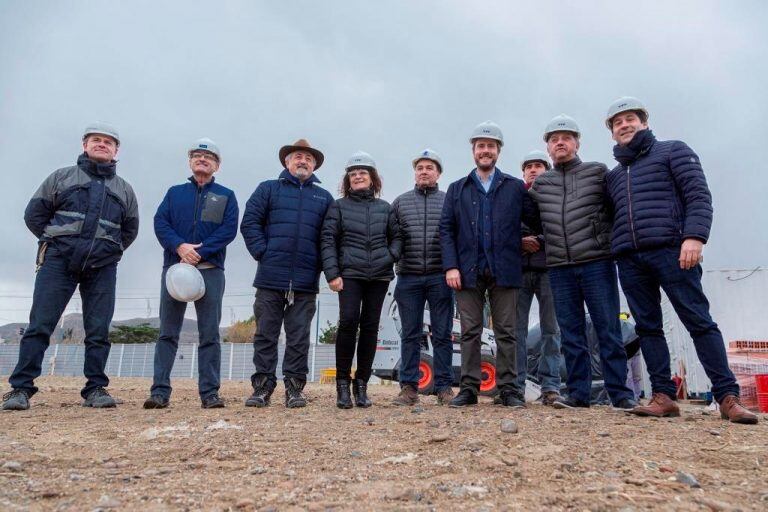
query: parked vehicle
[{"left": 372, "top": 288, "right": 639, "bottom": 401}]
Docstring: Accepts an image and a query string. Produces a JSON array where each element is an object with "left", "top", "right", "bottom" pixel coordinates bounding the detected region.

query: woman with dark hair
[{"left": 321, "top": 151, "right": 401, "bottom": 409}]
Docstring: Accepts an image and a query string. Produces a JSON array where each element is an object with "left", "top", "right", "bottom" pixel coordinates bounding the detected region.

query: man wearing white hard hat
[
  {"left": 3, "top": 122, "right": 139, "bottom": 411},
  {"left": 144, "top": 138, "right": 239, "bottom": 409},
  {"left": 440, "top": 121, "right": 541, "bottom": 408},
  {"left": 515, "top": 150, "right": 563, "bottom": 406},
  {"left": 528, "top": 115, "right": 636, "bottom": 412},
  {"left": 391, "top": 149, "right": 454, "bottom": 406},
  {"left": 604, "top": 97, "right": 757, "bottom": 424}
]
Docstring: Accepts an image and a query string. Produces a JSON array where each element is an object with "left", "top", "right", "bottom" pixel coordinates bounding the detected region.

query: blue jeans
[
  {"left": 9, "top": 247, "right": 116, "bottom": 398},
  {"left": 394, "top": 273, "right": 454, "bottom": 391},
  {"left": 515, "top": 271, "right": 562, "bottom": 392},
  {"left": 548, "top": 259, "right": 633, "bottom": 405},
  {"left": 617, "top": 246, "right": 739, "bottom": 402},
  {"left": 151, "top": 267, "right": 225, "bottom": 400}
]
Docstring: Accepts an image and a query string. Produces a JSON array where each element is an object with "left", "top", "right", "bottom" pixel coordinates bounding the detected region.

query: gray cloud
[{"left": 1, "top": 1, "right": 766, "bottom": 323}]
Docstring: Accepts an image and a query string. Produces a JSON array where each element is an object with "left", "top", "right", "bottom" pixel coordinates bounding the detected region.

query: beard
[{"left": 475, "top": 157, "right": 497, "bottom": 172}]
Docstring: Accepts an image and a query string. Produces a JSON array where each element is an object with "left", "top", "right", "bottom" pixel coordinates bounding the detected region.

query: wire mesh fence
[{"left": 0, "top": 343, "right": 339, "bottom": 382}]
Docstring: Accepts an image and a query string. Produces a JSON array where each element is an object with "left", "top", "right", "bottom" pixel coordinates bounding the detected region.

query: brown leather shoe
[
  {"left": 719, "top": 395, "right": 758, "bottom": 425},
  {"left": 392, "top": 385, "right": 419, "bottom": 406},
  {"left": 436, "top": 387, "right": 455, "bottom": 406},
  {"left": 629, "top": 392, "right": 680, "bottom": 417},
  {"left": 540, "top": 391, "right": 561, "bottom": 406}
]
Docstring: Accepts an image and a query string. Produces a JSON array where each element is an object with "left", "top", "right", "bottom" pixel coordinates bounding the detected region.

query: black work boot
[
  {"left": 449, "top": 388, "right": 478, "bottom": 408},
  {"left": 201, "top": 394, "right": 225, "bottom": 409},
  {"left": 143, "top": 394, "right": 169, "bottom": 409},
  {"left": 245, "top": 375, "right": 275, "bottom": 408},
  {"left": 284, "top": 377, "right": 308, "bottom": 408},
  {"left": 336, "top": 379, "right": 353, "bottom": 409},
  {"left": 83, "top": 387, "right": 117, "bottom": 408},
  {"left": 352, "top": 379, "right": 372, "bottom": 408}
]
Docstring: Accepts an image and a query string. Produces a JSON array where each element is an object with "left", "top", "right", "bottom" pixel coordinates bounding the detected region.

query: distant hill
[{"left": 0, "top": 314, "right": 225, "bottom": 344}]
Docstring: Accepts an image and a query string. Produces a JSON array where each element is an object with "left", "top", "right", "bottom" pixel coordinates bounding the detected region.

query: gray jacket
[
  {"left": 392, "top": 185, "right": 445, "bottom": 275},
  {"left": 529, "top": 157, "right": 612, "bottom": 267}
]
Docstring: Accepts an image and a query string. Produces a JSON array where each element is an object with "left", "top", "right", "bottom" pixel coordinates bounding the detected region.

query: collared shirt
[{"left": 471, "top": 169, "right": 498, "bottom": 277}]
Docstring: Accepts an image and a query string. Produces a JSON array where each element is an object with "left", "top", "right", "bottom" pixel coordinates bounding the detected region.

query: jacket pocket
[{"left": 201, "top": 192, "right": 227, "bottom": 223}]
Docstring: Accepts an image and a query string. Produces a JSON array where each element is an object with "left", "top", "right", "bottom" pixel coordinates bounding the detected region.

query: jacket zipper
[
  {"left": 192, "top": 183, "right": 203, "bottom": 243},
  {"left": 288, "top": 182, "right": 306, "bottom": 298},
  {"left": 422, "top": 190, "right": 428, "bottom": 274},
  {"left": 561, "top": 171, "right": 572, "bottom": 263},
  {"left": 366, "top": 200, "right": 371, "bottom": 270},
  {"left": 626, "top": 165, "right": 638, "bottom": 249},
  {"left": 81, "top": 178, "right": 107, "bottom": 271}
]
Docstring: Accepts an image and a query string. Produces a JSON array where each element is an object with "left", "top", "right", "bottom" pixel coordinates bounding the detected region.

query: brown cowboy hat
[{"left": 278, "top": 139, "right": 324, "bottom": 170}]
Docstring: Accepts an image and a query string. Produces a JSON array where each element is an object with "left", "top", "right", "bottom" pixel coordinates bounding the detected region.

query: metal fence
[{"left": 0, "top": 343, "right": 338, "bottom": 382}]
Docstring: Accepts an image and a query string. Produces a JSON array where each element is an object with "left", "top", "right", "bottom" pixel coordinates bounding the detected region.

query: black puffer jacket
[
  {"left": 528, "top": 157, "right": 612, "bottom": 267},
  {"left": 392, "top": 185, "right": 445, "bottom": 275},
  {"left": 321, "top": 189, "right": 401, "bottom": 282}
]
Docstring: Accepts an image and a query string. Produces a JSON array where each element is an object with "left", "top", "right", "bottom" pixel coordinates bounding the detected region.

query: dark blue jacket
[
  {"left": 24, "top": 153, "right": 139, "bottom": 273},
  {"left": 154, "top": 176, "right": 238, "bottom": 270},
  {"left": 440, "top": 168, "right": 541, "bottom": 289},
  {"left": 606, "top": 130, "right": 713, "bottom": 255},
  {"left": 240, "top": 170, "right": 333, "bottom": 293}
]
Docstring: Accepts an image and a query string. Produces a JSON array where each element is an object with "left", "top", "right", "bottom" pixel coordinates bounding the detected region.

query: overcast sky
[{"left": 1, "top": 1, "right": 766, "bottom": 326}]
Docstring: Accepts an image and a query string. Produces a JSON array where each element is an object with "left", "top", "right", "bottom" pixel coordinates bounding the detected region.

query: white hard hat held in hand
[{"left": 165, "top": 263, "right": 206, "bottom": 302}]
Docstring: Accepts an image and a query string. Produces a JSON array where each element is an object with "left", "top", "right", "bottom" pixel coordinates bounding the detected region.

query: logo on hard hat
[
  {"left": 422, "top": 151, "right": 429, "bottom": 156},
  {"left": 200, "top": 144, "right": 208, "bottom": 149}
]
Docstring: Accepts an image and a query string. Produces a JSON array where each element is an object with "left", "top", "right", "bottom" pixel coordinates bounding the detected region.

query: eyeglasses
[{"left": 190, "top": 152, "right": 218, "bottom": 162}]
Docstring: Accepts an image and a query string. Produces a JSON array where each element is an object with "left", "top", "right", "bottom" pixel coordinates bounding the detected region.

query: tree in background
[
  {"left": 318, "top": 321, "right": 337, "bottom": 345},
  {"left": 225, "top": 316, "right": 256, "bottom": 343},
  {"left": 110, "top": 323, "right": 160, "bottom": 344}
]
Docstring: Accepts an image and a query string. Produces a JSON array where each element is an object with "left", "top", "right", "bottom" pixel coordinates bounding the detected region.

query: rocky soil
[{"left": 1, "top": 377, "right": 767, "bottom": 511}]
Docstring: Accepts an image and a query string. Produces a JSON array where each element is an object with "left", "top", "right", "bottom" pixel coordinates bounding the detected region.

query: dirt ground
[{"left": 0, "top": 377, "right": 766, "bottom": 511}]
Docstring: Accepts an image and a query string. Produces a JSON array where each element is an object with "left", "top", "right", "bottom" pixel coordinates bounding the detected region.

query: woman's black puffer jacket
[{"left": 321, "top": 189, "right": 401, "bottom": 282}]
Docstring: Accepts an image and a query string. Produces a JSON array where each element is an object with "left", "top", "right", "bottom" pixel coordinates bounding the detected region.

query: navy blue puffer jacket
[
  {"left": 606, "top": 130, "right": 713, "bottom": 255},
  {"left": 440, "top": 168, "right": 541, "bottom": 289},
  {"left": 240, "top": 170, "right": 333, "bottom": 293}
]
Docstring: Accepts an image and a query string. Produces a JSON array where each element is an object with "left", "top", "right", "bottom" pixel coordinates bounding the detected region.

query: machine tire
[{"left": 479, "top": 354, "right": 498, "bottom": 397}]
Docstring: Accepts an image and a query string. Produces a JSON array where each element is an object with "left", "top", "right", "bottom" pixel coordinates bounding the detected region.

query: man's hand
[
  {"left": 329, "top": 277, "right": 344, "bottom": 292},
  {"left": 522, "top": 236, "right": 541, "bottom": 254},
  {"left": 679, "top": 239, "right": 704, "bottom": 270},
  {"left": 177, "top": 243, "right": 203, "bottom": 265},
  {"left": 446, "top": 269, "right": 462, "bottom": 291}
]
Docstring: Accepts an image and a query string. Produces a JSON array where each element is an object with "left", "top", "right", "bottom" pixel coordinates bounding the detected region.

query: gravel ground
[{"left": 1, "top": 377, "right": 767, "bottom": 511}]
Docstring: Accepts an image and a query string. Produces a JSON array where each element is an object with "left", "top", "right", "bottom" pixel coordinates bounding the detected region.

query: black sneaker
[
  {"left": 83, "top": 387, "right": 116, "bottom": 408},
  {"left": 285, "top": 378, "right": 307, "bottom": 408},
  {"left": 497, "top": 391, "right": 526, "bottom": 409},
  {"left": 245, "top": 376, "right": 275, "bottom": 408},
  {"left": 2, "top": 389, "right": 30, "bottom": 411},
  {"left": 612, "top": 398, "right": 638, "bottom": 411},
  {"left": 201, "top": 394, "right": 225, "bottom": 409},
  {"left": 552, "top": 396, "right": 590, "bottom": 409},
  {"left": 449, "top": 388, "right": 478, "bottom": 408},
  {"left": 143, "top": 395, "right": 169, "bottom": 409}
]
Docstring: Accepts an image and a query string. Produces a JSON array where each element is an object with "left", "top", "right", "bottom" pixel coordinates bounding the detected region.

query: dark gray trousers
[
  {"left": 456, "top": 273, "right": 520, "bottom": 397},
  {"left": 251, "top": 288, "right": 317, "bottom": 388}
]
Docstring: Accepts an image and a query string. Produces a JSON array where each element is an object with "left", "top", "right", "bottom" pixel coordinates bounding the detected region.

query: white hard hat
[
  {"left": 83, "top": 121, "right": 120, "bottom": 146},
  {"left": 520, "top": 150, "right": 551, "bottom": 171},
  {"left": 469, "top": 120, "right": 504, "bottom": 146},
  {"left": 412, "top": 148, "right": 443, "bottom": 173},
  {"left": 345, "top": 151, "right": 377, "bottom": 172},
  {"left": 189, "top": 137, "right": 221, "bottom": 161},
  {"left": 543, "top": 114, "right": 581, "bottom": 142},
  {"left": 605, "top": 96, "right": 649, "bottom": 130},
  {"left": 165, "top": 263, "right": 206, "bottom": 302}
]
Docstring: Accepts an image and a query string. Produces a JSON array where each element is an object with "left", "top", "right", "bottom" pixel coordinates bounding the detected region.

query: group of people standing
[{"left": 2, "top": 97, "right": 758, "bottom": 425}]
